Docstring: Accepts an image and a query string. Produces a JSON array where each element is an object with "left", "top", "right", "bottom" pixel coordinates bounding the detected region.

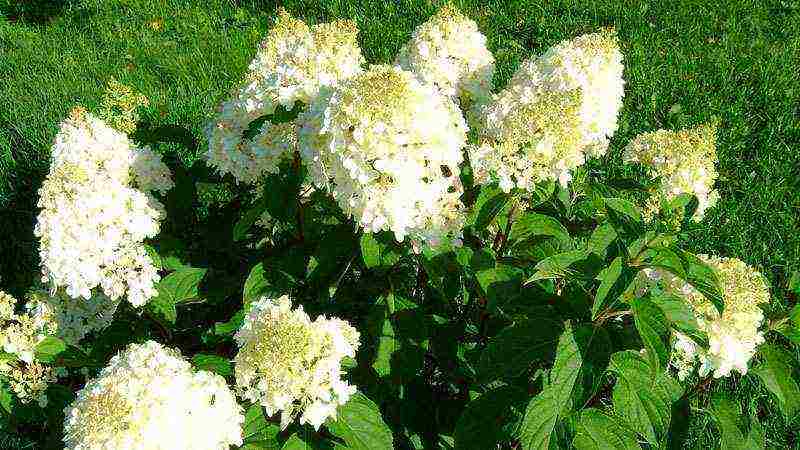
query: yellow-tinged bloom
[
  {"left": 234, "top": 295, "right": 360, "bottom": 430},
  {"left": 623, "top": 123, "right": 720, "bottom": 221},
  {"left": 64, "top": 341, "right": 243, "bottom": 450},
  {"left": 469, "top": 29, "right": 624, "bottom": 192},
  {"left": 396, "top": 5, "right": 495, "bottom": 108},
  {"left": 206, "top": 9, "right": 365, "bottom": 183},
  {"left": 640, "top": 256, "right": 770, "bottom": 379}
]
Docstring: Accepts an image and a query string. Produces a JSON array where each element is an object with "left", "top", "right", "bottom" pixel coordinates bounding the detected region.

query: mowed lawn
[{"left": 1, "top": 0, "right": 799, "bottom": 447}]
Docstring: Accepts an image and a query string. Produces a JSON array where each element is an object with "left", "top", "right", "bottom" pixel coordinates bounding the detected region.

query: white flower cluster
[
  {"left": 64, "top": 341, "right": 243, "bottom": 450},
  {"left": 0, "top": 291, "right": 64, "bottom": 406},
  {"left": 25, "top": 288, "right": 119, "bottom": 346},
  {"left": 395, "top": 5, "right": 494, "bottom": 107},
  {"left": 205, "top": 10, "right": 365, "bottom": 183},
  {"left": 234, "top": 295, "right": 360, "bottom": 430},
  {"left": 640, "top": 256, "right": 770, "bottom": 379},
  {"left": 35, "top": 108, "right": 172, "bottom": 307},
  {"left": 623, "top": 123, "right": 720, "bottom": 221},
  {"left": 300, "top": 65, "right": 468, "bottom": 247},
  {"left": 469, "top": 29, "right": 624, "bottom": 192}
]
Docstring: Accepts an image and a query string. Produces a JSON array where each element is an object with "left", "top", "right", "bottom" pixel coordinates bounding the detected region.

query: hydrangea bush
[{"left": 2, "top": 6, "right": 799, "bottom": 450}]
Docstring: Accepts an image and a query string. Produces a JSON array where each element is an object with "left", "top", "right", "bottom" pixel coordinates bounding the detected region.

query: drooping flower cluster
[
  {"left": 64, "top": 341, "right": 243, "bottom": 450},
  {"left": 205, "top": 10, "right": 365, "bottom": 183},
  {"left": 35, "top": 108, "right": 172, "bottom": 307},
  {"left": 623, "top": 123, "right": 720, "bottom": 221},
  {"left": 234, "top": 295, "right": 360, "bottom": 430},
  {"left": 639, "top": 256, "right": 770, "bottom": 379},
  {"left": 300, "top": 65, "right": 468, "bottom": 247},
  {"left": 0, "top": 291, "right": 64, "bottom": 406},
  {"left": 469, "top": 29, "right": 624, "bottom": 192},
  {"left": 395, "top": 5, "right": 494, "bottom": 107}
]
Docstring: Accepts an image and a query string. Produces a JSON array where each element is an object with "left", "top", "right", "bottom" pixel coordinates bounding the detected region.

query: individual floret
[
  {"left": 205, "top": 10, "right": 365, "bottom": 183},
  {"left": 395, "top": 5, "right": 494, "bottom": 107},
  {"left": 469, "top": 29, "right": 624, "bottom": 192},
  {"left": 299, "top": 65, "right": 468, "bottom": 248},
  {"left": 63, "top": 341, "right": 243, "bottom": 450},
  {"left": 35, "top": 108, "right": 171, "bottom": 306},
  {"left": 234, "top": 295, "right": 360, "bottom": 430},
  {"left": 639, "top": 256, "right": 770, "bottom": 379},
  {"left": 623, "top": 123, "right": 720, "bottom": 221},
  {"left": 25, "top": 288, "right": 120, "bottom": 346}
]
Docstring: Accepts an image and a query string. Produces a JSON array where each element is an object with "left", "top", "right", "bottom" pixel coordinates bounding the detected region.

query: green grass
[{"left": 1, "top": 0, "right": 799, "bottom": 447}]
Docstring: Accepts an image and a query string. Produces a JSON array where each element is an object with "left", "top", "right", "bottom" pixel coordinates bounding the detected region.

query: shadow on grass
[
  {"left": 0, "top": 0, "right": 76, "bottom": 25},
  {"left": 0, "top": 118, "right": 44, "bottom": 296}
]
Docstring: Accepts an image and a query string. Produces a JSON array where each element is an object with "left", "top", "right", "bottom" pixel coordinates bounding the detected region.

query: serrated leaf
[
  {"left": 572, "top": 409, "right": 640, "bottom": 450},
  {"left": 608, "top": 351, "right": 682, "bottom": 445},
  {"left": 234, "top": 199, "right": 267, "bottom": 241},
  {"left": 327, "top": 392, "right": 393, "bottom": 450},
  {"left": 751, "top": 344, "right": 800, "bottom": 419},
  {"left": 470, "top": 184, "right": 509, "bottom": 230},
  {"left": 631, "top": 296, "right": 671, "bottom": 372},
  {"left": 242, "top": 404, "right": 281, "bottom": 446},
  {"left": 587, "top": 223, "right": 617, "bottom": 258},
  {"left": 679, "top": 250, "right": 724, "bottom": 314},
  {"left": 525, "top": 249, "right": 589, "bottom": 283},
  {"left": 191, "top": 354, "right": 232, "bottom": 377},
  {"left": 592, "top": 257, "right": 622, "bottom": 319},
  {"left": 710, "top": 396, "right": 765, "bottom": 450},
  {"left": 604, "top": 197, "right": 643, "bottom": 233},
  {"left": 652, "top": 293, "right": 707, "bottom": 346},
  {"left": 281, "top": 433, "right": 319, "bottom": 450},
  {"left": 34, "top": 337, "right": 66, "bottom": 363},
  {"left": 507, "top": 213, "right": 571, "bottom": 248},
  {"left": 638, "top": 246, "right": 685, "bottom": 278},
  {"left": 477, "top": 317, "right": 563, "bottom": 383},
  {"left": 454, "top": 386, "right": 525, "bottom": 450},
  {"left": 360, "top": 232, "right": 402, "bottom": 269},
  {"left": 518, "top": 323, "right": 583, "bottom": 450},
  {"left": 146, "top": 267, "right": 207, "bottom": 325}
]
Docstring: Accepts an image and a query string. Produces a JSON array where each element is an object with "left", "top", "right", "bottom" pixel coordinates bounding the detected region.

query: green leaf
[
  {"left": 604, "top": 197, "right": 643, "bottom": 233},
  {"left": 34, "top": 336, "right": 66, "bottom": 363},
  {"left": 789, "top": 271, "right": 800, "bottom": 295},
  {"left": 477, "top": 317, "right": 563, "bottom": 383},
  {"left": 679, "top": 250, "right": 724, "bottom": 314},
  {"left": 234, "top": 199, "right": 267, "bottom": 241},
  {"left": 587, "top": 223, "right": 618, "bottom": 258},
  {"left": 751, "top": 344, "right": 800, "bottom": 419},
  {"left": 191, "top": 354, "right": 232, "bottom": 377},
  {"left": 710, "top": 396, "right": 765, "bottom": 450},
  {"left": 525, "top": 249, "right": 589, "bottom": 283},
  {"left": 507, "top": 213, "right": 571, "bottom": 248},
  {"left": 454, "top": 386, "right": 525, "bottom": 450},
  {"left": 592, "top": 257, "right": 622, "bottom": 319},
  {"left": 572, "top": 409, "right": 640, "bottom": 450},
  {"left": 282, "top": 433, "right": 320, "bottom": 450},
  {"left": 638, "top": 246, "right": 685, "bottom": 278},
  {"left": 630, "top": 296, "right": 671, "bottom": 372},
  {"left": 608, "top": 351, "right": 682, "bottom": 445},
  {"left": 146, "top": 267, "right": 207, "bottom": 325},
  {"left": 775, "top": 304, "right": 800, "bottom": 345},
  {"left": 652, "top": 294, "right": 707, "bottom": 346},
  {"left": 360, "top": 232, "right": 403, "bottom": 269},
  {"left": 242, "top": 404, "right": 281, "bottom": 446},
  {"left": 518, "top": 323, "right": 583, "bottom": 450},
  {"left": 470, "top": 184, "right": 509, "bottom": 230},
  {"left": 327, "top": 392, "right": 393, "bottom": 450}
]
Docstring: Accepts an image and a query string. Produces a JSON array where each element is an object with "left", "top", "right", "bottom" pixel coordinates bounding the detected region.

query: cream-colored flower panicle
[
  {"left": 640, "top": 256, "right": 770, "bottom": 379},
  {"left": 623, "top": 123, "right": 720, "bottom": 221},
  {"left": 234, "top": 296, "right": 360, "bottom": 430},
  {"left": 299, "top": 65, "right": 468, "bottom": 247},
  {"left": 205, "top": 10, "right": 365, "bottom": 183},
  {"left": 64, "top": 341, "right": 243, "bottom": 450},
  {"left": 395, "top": 5, "right": 494, "bottom": 107},
  {"left": 469, "top": 29, "right": 624, "bottom": 192},
  {"left": 35, "top": 108, "right": 172, "bottom": 307},
  {"left": 0, "top": 291, "right": 65, "bottom": 407},
  {"left": 25, "top": 288, "right": 119, "bottom": 346}
]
